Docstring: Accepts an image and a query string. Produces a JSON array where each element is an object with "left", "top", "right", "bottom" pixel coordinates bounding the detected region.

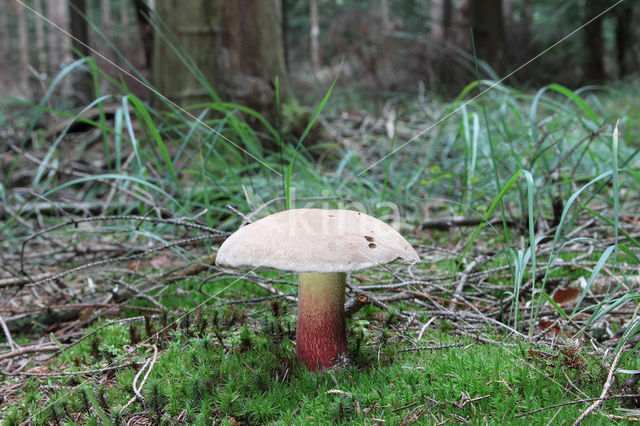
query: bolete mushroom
[{"left": 215, "top": 208, "right": 419, "bottom": 370}]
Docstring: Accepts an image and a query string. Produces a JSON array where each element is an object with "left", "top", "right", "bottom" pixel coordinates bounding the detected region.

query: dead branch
[{"left": 0, "top": 344, "right": 59, "bottom": 361}]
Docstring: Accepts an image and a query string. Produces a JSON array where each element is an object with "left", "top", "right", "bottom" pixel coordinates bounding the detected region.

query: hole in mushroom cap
[
  {"left": 364, "top": 236, "right": 375, "bottom": 242},
  {"left": 328, "top": 214, "right": 335, "bottom": 218},
  {"left": 368, "top": 243, "right": 377, "bottom": 249}
]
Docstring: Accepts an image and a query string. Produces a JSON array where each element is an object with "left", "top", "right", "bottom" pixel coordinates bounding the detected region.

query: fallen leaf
[
  {"left": 128, "top": 260, "right": 141, "bottom": 270},
  {"left": 536, "top": 320, "right": 562, "bottom": 337},
  {"left": 528, "top": 348, "right": 558, "bottom": 360},
  {"left": 26, "top": 366, "right": 49, "bottom": 374},
  {"left": 552, "top": 287, "right": 580, "bottom": 307}
]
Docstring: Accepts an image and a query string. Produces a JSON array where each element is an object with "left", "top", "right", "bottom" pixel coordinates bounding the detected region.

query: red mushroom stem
[{"left": 296, "top": 272, "right": 347, "bottom": 370}]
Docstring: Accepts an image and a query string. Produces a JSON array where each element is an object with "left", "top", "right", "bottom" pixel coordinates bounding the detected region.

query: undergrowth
[
  {"left": 2, "top": 301, "right": 631, "bottom": 425},
  {"left": 1, "top": 18, "right": 640, "bottom": 423}
]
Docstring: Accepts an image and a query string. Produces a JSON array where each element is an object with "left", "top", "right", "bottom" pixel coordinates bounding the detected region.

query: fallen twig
[
  {"left": 120, "top": 344, "right": 158, "bottom": 413},
  {"left": 0, "top": 344, "right": 60, "bottom": 361},
  {"left": 513, "top": 394, "right": 640, "bottom": 419},
  {"left": 0, "top": 313, "right": 18, "bottom": 351},
  {"left": 398, "top": 342, "right": 465, "bottom": 352},
  {"left": 1, "top": 361, "right": 140, "bottom": 376},
  {"left": 573, "top": 342, "right": 626, "bottom": 425}
]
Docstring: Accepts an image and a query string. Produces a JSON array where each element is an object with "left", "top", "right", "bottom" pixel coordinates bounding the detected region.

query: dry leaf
[
  {"left": 537, "top": 319, "right": 562, "bottom": 337},
  {"left": 26, "top": 366, "right": 49, "bottom": 374},
  {"left": 552, "top": 287, "right": 580, "bottom": 307}
]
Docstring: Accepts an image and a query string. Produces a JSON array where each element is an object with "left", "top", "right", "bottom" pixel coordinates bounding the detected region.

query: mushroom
[{"left": 215, "top": 208, "right": 420, "bottom": 370}]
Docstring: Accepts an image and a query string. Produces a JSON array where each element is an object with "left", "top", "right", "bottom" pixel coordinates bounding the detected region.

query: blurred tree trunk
[
  {"left": 0, "top": 0, "right": 8, "bottom": 90},
  {"left": 46, "top": 0, "right": 70, "bottom": 75},
  {"left": 15, "top": 1, "right": 30, "bottom": 93},
  {"left": 615, "top": 3, "right": 634, "bottom": 78},
  {"left": 380, "top": 0, "right": 390, "bottom": 30},
  {"left": 34, "top": 0, "right": 47, "bottom": 74},
  {"left": 520, "top": 0, "right": 532, "bottom": 44},
  {"left": 68, "top": 0, "right": 92, "bottom": 102},
  {"left": 101, "top": 0, "right": 111, "bottom": 37},
  {"left": 152, "top": 0, "right": 221, "bottom": 108},
  {"left": 282, "top": 0, "right": 290, "bottom": 70},
  {"left": 468, "top": 0, "right": 505, "bottom": 74},
  {"left": 120, "top": 0, "right": 129, "bottom": 44},
  {"left": 220, "top": 0, "right": 291, "bottom": 102},
  {"left": 583, "top": 0, "right": 606, "bottom": 83},
  {"left": 310, "top": 0, "right": 320, "bottom": 75},
  {"left": 153, "top": 0, "right": 290, "bottom": 114},
  {"left": 134, "top": 0, "right": 154, "bottom": 68},
  {"left": 430, "top": 0, "right": 453, "bottom": 43},
  {"left": 430, "top": 0, "right": 445, "bottom": 41}
]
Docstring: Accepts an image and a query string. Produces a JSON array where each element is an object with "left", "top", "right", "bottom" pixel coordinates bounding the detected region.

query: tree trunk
[
  {"left": 152, "top": 0, "right": 222, "bottom": 108},
  {"left": 583, "top": 0, "right": 606, "bottom": 83},
  {"left": 69, "top": 0, "right": 89, "bottom": 58},
  {"left": 220, "top": 0, "right": 291, "bottom": 101},
  {"left": 120, "top": 0, "right": 129, "bottom": 44},
  {"left": 15, "top": 1, "right": 30, "bottom": 93},
  {"left": 0, "top": 0, "right": 9, "bottom": 91},
  {"left": 34, "top": 0, "right": 47, "bottom": 75},
  {"left": 282, "top": 0, "right": 290, "bottom": 71},
  {"left": 380, "top": 0, "right": 391, "bottom": 31},
  {"left": 615, "top": 3, "right": 633, "bottom": 78},
  {"left": 101, "top": 0, "right": 111, "bottom": 37},
  {"left": 153, "top": 0, "right": 291, "bottom": 114},
  {"left": 430, "top": 0, "right": 445, "bottom": 41},
  {"left": 134, "top": 0, "right": 154, "bottom": 68},
  {"left": 310, "top": 0, "right": 320, "bottom": 75},
  {"left": 68, "top": 0, "right": 92, "bottom": 102},
  {"left": 45, "top": 0, "right": 71, "bottom": 75},
  {"left": 503, "top": 0, "right": 514, "bottom": 21},
  {"left": 468, "top": 0, "right": 505, "bottom": 74},
  {"left": 520, "top": 0, "right": 532, "bottom": 45}
]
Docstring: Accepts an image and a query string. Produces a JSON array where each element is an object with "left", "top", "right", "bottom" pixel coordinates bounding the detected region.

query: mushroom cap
[{"left": 216, "top": 208, "right": 420, "bottom": 273}]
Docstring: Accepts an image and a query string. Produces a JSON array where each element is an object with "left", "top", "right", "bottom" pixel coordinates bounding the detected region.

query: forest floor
[{"left": 1, "top": 84, "right": 640, "bottom": 424}]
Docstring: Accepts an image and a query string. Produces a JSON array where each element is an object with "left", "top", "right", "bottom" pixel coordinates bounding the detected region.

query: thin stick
[
  {"left": 0, "top": 344, "right": 58, "bottom": 361},
  {"left": 398, "top": 342, "right": 465, "bottom": 352},
  {"left": 573, "top": 345, "right": 625, "bottom": 425},
  {"left": 1, "top": 361, "right": 139, "bottom": 376},
  {"left": 0, "top": 313, "right": 18, "bottom": 351},
  {"left": 120, "top": 344, "right": 158, "bottom": 413},
  {"left": 513, "top": 394, "right": 640, "bottom": 419}
]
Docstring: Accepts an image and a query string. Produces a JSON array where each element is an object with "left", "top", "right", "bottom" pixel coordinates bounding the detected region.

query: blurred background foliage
[{"left": 0, "top": 0, "right": 636, "bottom": 108}]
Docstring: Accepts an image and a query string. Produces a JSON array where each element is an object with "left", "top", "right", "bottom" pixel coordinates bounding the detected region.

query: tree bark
[
  {"left": 134, "top": 0, "right": 154, "bottom": 68},
  {"left": 583, "top": 0, "right": 606, "bottom": 83},
  {"left": 152, "top": 0, "right": 222, "bottom": 108},
  {"left": 69, "top": 0, "right": 89, "bottom": 58},
  {"left": 468, "top": 0, "right": 505, "bottom": 74},
  {"left": 153, "top": 0, "right": 291, "bottom": 114},
  {"left": 120, "top": 0, "right": 130, "bottom": 44},
  {"left": 34, "top": 0, "right": 47, "bottom": 75},
  {"left": 68, "top": 0, "right": 92, "bottom": 101},
  {"left": 0, "top": 0, "right": 8, "bottom": 90},
  {"left": 430, "top": 0, "right": 445, "bottom": 41},
  {"left": 15, "top": 0, "right": 30, "bottom": 93},
  {"left": 615, "top": 3, "right": 634, "bottom": 78},
  {"left": 380, "top": 0, "right": 391, "bottom": 31},
  {"left": 45, "top": 0, "right": 71, "bottom": 75},
  {"left": 220, "top": 0, "right": 291, "bottom": 101},
  {"left": 101, "top": 0, "right": 111, "bottom": 37}
]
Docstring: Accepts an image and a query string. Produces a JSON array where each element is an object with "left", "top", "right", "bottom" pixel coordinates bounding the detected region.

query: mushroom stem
[{"left": 296, "top": 272, "right": 347, "bottom": 370}]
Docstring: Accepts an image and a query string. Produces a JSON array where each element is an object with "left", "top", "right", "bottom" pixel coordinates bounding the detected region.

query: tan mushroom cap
[{"left": 216, "top": 208, "right": 420, "bottom": 273}]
